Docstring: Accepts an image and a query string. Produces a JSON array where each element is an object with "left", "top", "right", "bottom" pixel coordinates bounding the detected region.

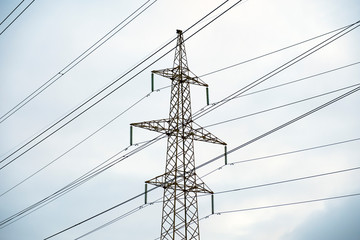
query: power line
[
  {"left": 3, "top": 63, "right": 357, "bottom": 222},
  {"left": 0, "top": 0, "right": 35, "bottom": 36},
  {"left": 5, "top": 40, "right": 360, "bottom": 231},
  {"left": 204, "top": 192, "right": 360, "bottom": 217},
  {"left": 3, "top": 52, "right": 357, "bottom": 185},
  {"left": 0, "top": 0, "right": 248, "bottom": 228},
  {"left": 196, "top": 85, "right": 360, "bottom": 169},
  {"left": 9, "top": 58, "right": 360, "bottom": 187},
  {"left": 150, "top": 192, "right": 360, "bottom": 240},
  {"left": 2, "top": 55, "right": 357, "bottom": 167},
  {"left": 14, "top": 15, "right": 357, "bottom": 171},
  {"left": 198, "top": 24, "right": 357, "bottom": 77},
  {"left": 42, "top": 134, "right": 360, "bottom": 238},
  {"left": 5, "top": 31, "right": 360, "bottom": 230},
  {"left": 201, "top": 137, "right": 360, "bottom": 178},
  {"left": 0, "top": 0, "right": 229, "bottom": 126},
  {"left": 0, "top": 0, "right": 239, "bottom": 170},
  {"left": 0, "top": 0, "right": 25, "bottom": 26},
  {"left": 0, "top": 86, "right": 169, "bottom": 198},
  {"left": 73, "top": 199, "right": 161, "bottom": 240},
  {"left": 2, "top": 56, "right": 357, "bottom": 197},
  {"left": 4, "top": 17, "right": 359, "bottom": 233},
  {"left": 204, "top": 61, "right": 360, "bottom": 107},
  {"left": 75, "top": 163, "right": 360, "bottom": 239},
  {"left": 0, "top": 134, "right": 163, "bottom": 229},
  {"left": 193, "top": 20, "right": 360, "bottom": 120},
  {"left": 204, "top": 83, "right": 360, "bottom": 128},
  {"left": 67, "top": 164, "right": 360, "bottom": 239},
  {"left": 212, "top": 166, "right": 360, "bottom": 195},
  {"left": 6, "top": 67, "right": 346, "bottom": 196},
  {"left": 43, "top": 29, "right": 360, "bottom": 239},
  {"left": 0, "top": 0, "right": 156, "bottom": 123},
  {"left": 2, "top": 2, "right": 358, "bottom": 239},
  {"left": 43, "top": 185, "right": 160, "bottom": 240},
  {"left": 2, "top": 17, "right": 358, "bottom": 171}
]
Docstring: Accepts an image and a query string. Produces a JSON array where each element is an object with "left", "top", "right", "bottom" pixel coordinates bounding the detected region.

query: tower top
[{"left": 151, "top": 30, "right": 208, "bottom": 87}]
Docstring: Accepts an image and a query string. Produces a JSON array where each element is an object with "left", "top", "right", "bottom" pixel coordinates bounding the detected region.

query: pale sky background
[{"left": 0, "top": 0, "right": 360, "bottom": 239}]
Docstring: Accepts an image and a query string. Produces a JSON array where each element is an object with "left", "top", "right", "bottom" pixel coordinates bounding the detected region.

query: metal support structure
[
  {"left": 145, "top": 183, "right": 148, "bottom": 204},
  {"left": 206, "top": 87, "right": 210, "bottom": 106},
  {"left": 151, "top": 72, "right": 155, "bottom": 92},
  {"left": 211, "top": 194, "right": 214, "bottom": 215},
  {"left": 224, "top": 145, "right": 228, "bottom": 165},
  {"left": 131, "top": 29, "right": 226, "bottom": 240},
  {"left": 130, "top": 126, "right": 133, "bottom": 146}
]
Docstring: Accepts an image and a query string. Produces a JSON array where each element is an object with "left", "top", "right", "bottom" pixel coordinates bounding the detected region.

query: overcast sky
[{"left": 0, "top": 0, "right": 360, "bottom": 239}]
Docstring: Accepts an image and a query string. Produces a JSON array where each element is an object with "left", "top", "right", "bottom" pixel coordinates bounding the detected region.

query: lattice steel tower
[{"left": 131, "top": 30, "right": 226, "bottom": 240}]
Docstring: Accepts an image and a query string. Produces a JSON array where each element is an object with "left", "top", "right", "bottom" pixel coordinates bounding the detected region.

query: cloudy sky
[{"left": 0, "top": 0, "right": 359, "bottom": 239}]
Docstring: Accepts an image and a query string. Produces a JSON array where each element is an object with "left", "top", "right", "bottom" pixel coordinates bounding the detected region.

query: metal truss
[{"left": 131, "top": 29, "right": 226, "bottom": 240}]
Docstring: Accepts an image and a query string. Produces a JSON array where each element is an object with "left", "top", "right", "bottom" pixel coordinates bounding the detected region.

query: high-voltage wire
[
  {"left": 59, "top": 164, "right": 360, "bottom": 240},
  {"left": 2, "top": 58, "right": 357, "bottom": 198},
  {"left": 2, "top": 56, "right": 358, "bottom": 164},
  {"left": 72, "top": 201, "right": 166, "bottom": 239},
  {"left": 193, "top": 20, "right": 360, "bottom": 120},
  {"left": 2, "top": 7, "right": 358, "bottom": 170},
  {"left": 0, "top": 86, "right": 169, "bottom": 198},
  {"left": 0, "top": 0, "right": 25, "bottom": 25},
  {"left": 0, "top": 0, "right": 240, "bottom": 170},
  {"left": 43, "top": 186, "right": 160, "bottom": 240},
  {"left": 203, "top": 192, "right": 360, "bottom": 217},
  {"left": 151, "top": 191, "right": 360, "bottom": 240},
  {"left": 73, "top": 198, "right": 161, "bottom": 240},
  {"left": 2, "top": 22, "right": 359, "bottom": 228},
  {"left": 0, "top": 0, "right": 35, "bottom": 36},
  {"left": 211, "top": 166, "right": 360, "bottom": 195},
  {"left": 204, "top": 61, "right": 360, "bottom": 105},
  {"left": 44, "top": 189, "right": 161, "bottom": 240},
  {"left": 2, "top": 6, "right": 358, "bottom": 240},
  {"left": 0, "top": 135, "right": 164, "bottom": 229},
  {"left": 43, "top": 133, "right": 360, "bottom": 239},
  {"left": 204, "top": 83, "right": 360, "bottom": 128},
  {"left": 71, "top": 164, "right": 360, "bottom": 239},
  {"left": 0, "top": 0, "right": 159, "bottom": 164},
  {"left": 0, "top": 0, "right": 157, "bottom": 124},
  {"left": 3, "top": 38, "right": 357, "bottom": 165},
  {"left": 3, "top": 34, "right": 359, "bottom": 232},
  {"left": 42, "top": 79, "right": 360, "bottom": 222},
  {"left": 152, "top": 192, "right": 360, "bottom": 240},
  {"left": 1, "top": 0, "right": 247, "bottom": 224},
  {"left": 2, "top": 16, "right": 357, "bottom": 170},
  {"left": 199, "top": 24, "right": 358, "bottom": 77},
  {"left": 197, "top": 84, "right": 360, "bottom": 169},
  {"left": 202, "top": 137, "right": 360, "bottom": 178},
  {"left": 3, "top": 13, "right": 360, "bottom": 231},
  {"left": 2, "top": 67, "right": 356, "bottom": 231}
]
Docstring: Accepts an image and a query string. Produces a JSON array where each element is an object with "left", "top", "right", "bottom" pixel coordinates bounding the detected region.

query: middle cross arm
[
  {"left": 131, "top": 120, "right": 226, "bottom": 146},
  {"left": 152, "top": 67, "right": 208, "bottom": 87}
]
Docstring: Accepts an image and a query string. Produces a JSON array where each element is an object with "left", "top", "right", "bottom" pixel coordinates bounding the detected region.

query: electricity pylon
[{"left": 131, "top": 29, "right": 226, "bottom": 240}]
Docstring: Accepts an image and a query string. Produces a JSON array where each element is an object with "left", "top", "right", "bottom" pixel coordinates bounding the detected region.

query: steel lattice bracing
[{"left": 131, "top": 29, "right": 226, "bottom": 240}]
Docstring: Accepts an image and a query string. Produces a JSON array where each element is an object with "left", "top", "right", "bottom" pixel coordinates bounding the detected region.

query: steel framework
[{"left": 131, "top": 30, "right": 226, "bottom": 240}]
